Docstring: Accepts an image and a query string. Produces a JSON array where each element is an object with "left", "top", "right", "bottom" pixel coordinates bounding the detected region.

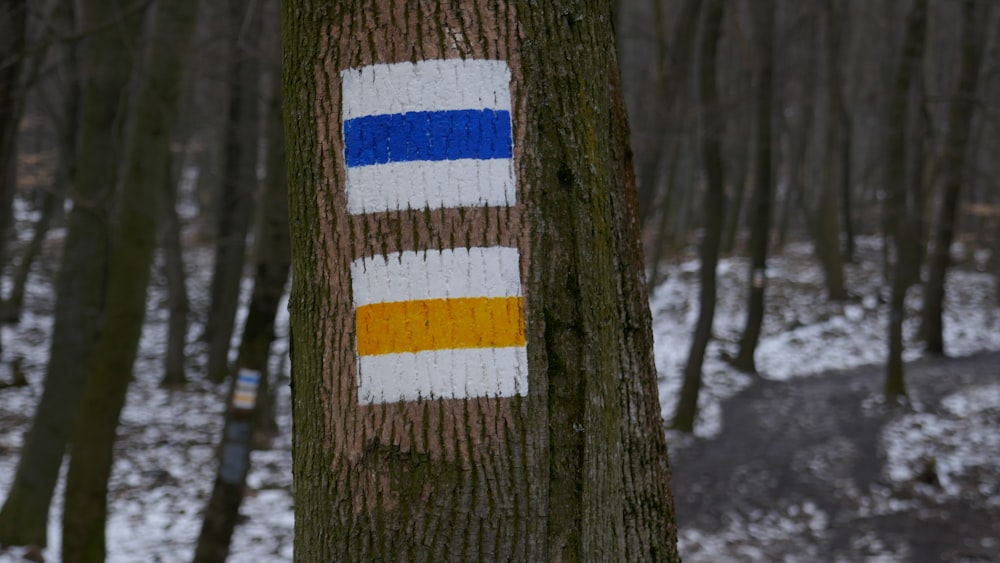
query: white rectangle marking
[
  {"left": 341, "top": 59, "right": 512, "bottom": 120},
  {"left": 345, "top": 158, "right": 515, "bottom": 214},
  {"left": 351, "top": 247, "right": 522, "bottom": 306},
  {"left": 357, "top": 346, "right": 528, "bottom": 404}
]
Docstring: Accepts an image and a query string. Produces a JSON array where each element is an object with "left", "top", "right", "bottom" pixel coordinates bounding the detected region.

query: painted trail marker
[
  {"left": 341, "top": 58, "right": 526, "bottom": 405},
  {"left": 232, "top": 368, "right": 260, "bottom": 411},
  {"left": 341, "top": 59, "right": 515, "bottom": 214},
  {"left": 350, "top": 247, "right": 527, "bottom": 404}
]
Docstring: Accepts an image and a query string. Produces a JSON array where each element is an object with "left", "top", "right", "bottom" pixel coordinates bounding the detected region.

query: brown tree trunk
[
  {"left": 734, "top": 0, "right": 775, "bottom": 374},
  {"left": 203, "top": 0, "right": 261, "bottom": 382},
  {"left": 0, "top": 0, "right": 130, "bottom": 547},
  {"left": 671, "top": 0, "right": 726, "bottom": 433},
  {"left": 637, "top": 0, "right": 701, "bottom": 228},
  {"left": 61, "top": 0, "right": 199, "bottom": 559},
  {"left": 885, "top": 0, "right": 928, "bottom": 402},
  {"left": 919, "top": 0, "right": 989, "bottom": 356},
  {"left": 0, "top": 0, "right": 27, "bottom": 356},
  {"left": 195, "top": 64, "right": 290, "bottom": 563},
  {"left": 2, "top": 186, "right": 59, "bottom": 322},
  {"left": 161, "top": 156, "right": 190, "bottom": 387},
  {"left": 810, "top": 1, "right": 848, "bottom": 301},
  {"left": 283, "top": 0, "right": 679, "bottom": 560}
]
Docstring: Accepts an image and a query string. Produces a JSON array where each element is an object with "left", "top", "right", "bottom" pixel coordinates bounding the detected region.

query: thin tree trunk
[
  {"left": 0, "top": 0, "right": 28, "bottom": 356},
  {"left": 776, "top": 21, "right": 816, "bottom": 251},
  {"left": 814, "top": 0, "right": 848, "bottom": 302},
  {"left": 647, "top": 142, "right": 682, "bottom": 290},
  {"left": 194, "top": 68, "right": 290, "bottom": 563},
  {"left": 638, "top": 0, "right": 701, "bottom": 227},
  {"left": 672, "top": 0, "right": 726, "bottom": 433},
  {"left": 161, "top": 156, "right": 189, "bottom": 387},
  {"left": 826, "top": 0, "right": 856, "bottom": 264},
  {"left": 0, "top": 0, "right": 133, "bottom": 547},
  {"left": 885, "top": 0, "right": 928, "bottom": 403},
  {"left": 720, "top": 127, "right": 751, "bottom": 256},
  {"left": 61, "top": 0, "right": 198, "bottom": 559},
  {"left": 734, "top": 0, "right": 774, "bottom": 374},
  {"left": 204, "top": 0, "right": 261, "bottom": 382},
  {"left": 1, "top": 186, "right": 59, "bottom": 322},
  {"left": 919, "top": 0, "right": 989, "bottom": 356},
  {"left": 283, "top": 0, "right": 679, "bottom": 560}
]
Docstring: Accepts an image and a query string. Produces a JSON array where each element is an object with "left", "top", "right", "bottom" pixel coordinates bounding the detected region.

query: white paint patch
[
  {"left": 357, "top": 347, "right": 528, "bottom": 404},
  {"left": 344, "top": 158, "right": 515, "bottom": 215},
  {"left": 341, "top": 59, "right": 511, "bottom": 119},
  {"left": 351, "top": 247, "right": 522, "bottom": 306}
]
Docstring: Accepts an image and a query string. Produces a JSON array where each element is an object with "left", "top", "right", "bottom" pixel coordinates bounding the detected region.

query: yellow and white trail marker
[{"left": 351, "top": 247, "right": 527, "bottom": 404}]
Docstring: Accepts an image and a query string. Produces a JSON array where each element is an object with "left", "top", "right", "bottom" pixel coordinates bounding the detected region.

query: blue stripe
[
  {"left": 344, "top": 109, "right": 513, "bottom": 167},
  {"left": 237, "top": 372, "right": 259, "bottom": 384}
]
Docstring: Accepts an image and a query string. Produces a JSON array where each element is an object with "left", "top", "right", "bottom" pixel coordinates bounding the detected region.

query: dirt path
[{"left": 670, "top": 352, "right": 1000, "bottom": 562}]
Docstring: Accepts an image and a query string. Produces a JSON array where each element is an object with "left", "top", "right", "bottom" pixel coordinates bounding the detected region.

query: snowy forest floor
[{"left": 1, "top": 232, "right": 998, "bottom": 561}]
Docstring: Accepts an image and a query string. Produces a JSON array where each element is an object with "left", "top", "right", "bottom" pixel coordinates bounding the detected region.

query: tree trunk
[
  {"left": 204, "top": 0, "right": 261, "bottom": 382},
  {"left": 810, "top": 1, "right": 848, "bottom": 302},
  {"left": 720, "top": 125, "right": 751, "bottom": 256},
  {"left": 194, "top": 67, "right": 290, "bottom": 563},
  {"left": 826, "top": 0, "right": 856, "bottom": 264},
  {"left": 0, "top": 0, "right": 27, "bottom": 356},
  {"left": 161, "top": 157, "right": 190, "bottom": 387},
  {"left": 919, "top": 0, "right": 989, "bottom": 356},
  {"left": 885, "top": 0, "right": 928, "bottom": 402},
  {"left": 637, "top": 0, "right": 701, "bottom": 228},
  {"left": 776, "top": 20, "right": 816, "bottom": 251},
  {"left": 283, "top": 1, "right": 679, "bottom": 560},
  {"left": 733, "top": 0, "right": 775, "bottom": 374},
  {"left": 60, "top": 0, "right": 198, "bottom": 559},
  {"left": 0, "top": 0, "right": 134, "bottom": 547},
  {"left": 2, "top": 186, "right": 58, "bottom": 322},
  {"left": 671, "top": 0, "right": 726, "bottom": 433}
]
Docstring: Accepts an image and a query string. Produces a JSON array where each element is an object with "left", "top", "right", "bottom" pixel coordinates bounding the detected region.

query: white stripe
[
  {"left": 357, "top": 346, "right": 528, "bottom": 404},
  {"left": 345, "top": 158, "right": 515, "bottom": 214},
  {"left": 341, "top": 59, "right": 512, "bottom": 120},
  {"left": 351, "top": 247, "right": 521, "bottom": 306}
]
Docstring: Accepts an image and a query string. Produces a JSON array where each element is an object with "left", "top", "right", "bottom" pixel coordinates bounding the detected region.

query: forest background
[{"left": 0, "top": 0, "right": 999, "bottom": 560}]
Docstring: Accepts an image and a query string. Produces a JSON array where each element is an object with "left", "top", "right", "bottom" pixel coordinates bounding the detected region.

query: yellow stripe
[{"left": 356, "top": 296, "right": 525, "bottom": 356}]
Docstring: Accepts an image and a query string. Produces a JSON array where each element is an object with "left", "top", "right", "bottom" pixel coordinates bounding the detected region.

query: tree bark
[
  {"left": 0, "top": 0, "right": 27, "bottom": 356},
  {"left": 815, "top": 0, "right": 848, "bottom": 301},
  {"left": 161, "top": 156, "right": 190, "bottom": 387},
  {"left": 919, "top": 0, "right": 989, "bottom": 356},
  {"left": 203, "top": 0, "right": 261, "bottom": 382},
  {"left": 830, "top": 3, "right": 855, "bottom": 264},
  {"left": 194, "top": 67, "right": 290, "bottom": 563},
  {"left": 0, "top": 0, "right": 134, "bottom": 547},
  {"left": 733, "top": 0, "right": 775, "bottom": 374},
  {"left": 60, "top": 0, "right": 198, "bottom": 559},
  {"left": 283, "top": 0, "right": 679, "bottom": 560},
  {"left": 885, "top": 0, "right": 928, "bottom": 402},
  {"left": 637, "top": 0, "right": 701, "bottom": 228},
  {"left": 2, "top": 186, "right": 58, "bottom": 322},
  {"left": 671, "top": 0, "right": 726, "bottom": 433}
]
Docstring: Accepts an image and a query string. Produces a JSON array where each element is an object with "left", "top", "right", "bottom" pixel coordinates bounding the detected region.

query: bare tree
[
  {"left": 920, "top": 0, "right": 990, "bottom": 356},
  {"left": 61, "top": 0, "right": 199, "bottom": 558},
  {"left": 733, "top": 0, "right": 775, "bottom": 374},
  {"left": 672, "top": 0, "right": 726, "bottom": 432},
  {"left": 885, "top": 0, "right": 928, "bottom": 402}
]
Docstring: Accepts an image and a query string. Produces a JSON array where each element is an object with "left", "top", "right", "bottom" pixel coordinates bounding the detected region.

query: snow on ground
[
  {"left": 881, "top": 383, "right": 1000, "bottom": 500},
  {"left": 653, "top": 237, "right": 1000, "bottom": 439},
  {"left": 1, "top": 234, "right": 998, "bottom": 561}
]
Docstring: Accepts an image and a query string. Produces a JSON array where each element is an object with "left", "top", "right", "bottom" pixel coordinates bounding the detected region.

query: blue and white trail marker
[{"left": 341, "top": 59, "right": 515, "bottom": 214}]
